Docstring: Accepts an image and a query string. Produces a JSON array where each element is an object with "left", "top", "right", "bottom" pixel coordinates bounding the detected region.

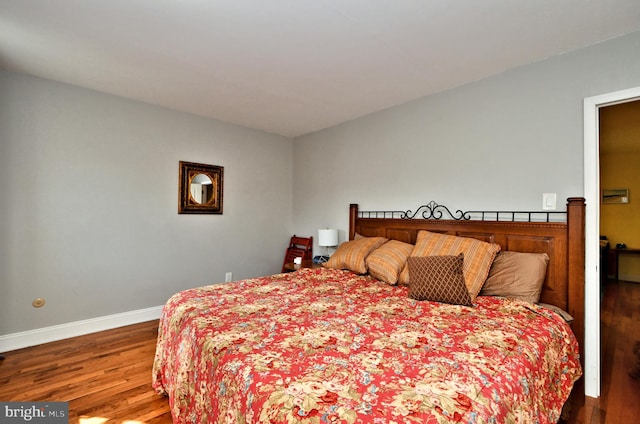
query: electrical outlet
[{"left": 225, "top": 272, "right": 232, "bottom": 282}]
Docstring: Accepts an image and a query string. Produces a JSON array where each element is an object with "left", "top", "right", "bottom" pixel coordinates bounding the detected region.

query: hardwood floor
[
  {"left": 0, "top": 281, "right": 638, "bottom": 423},
  {"left": 0, "top": 320, "right": 172, "bottom": 423},
  {"left": 565, "top": 280, "right": 640, "bottom": 424}
]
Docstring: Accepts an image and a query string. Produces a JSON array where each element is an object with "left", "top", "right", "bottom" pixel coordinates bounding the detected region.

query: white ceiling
[{"left": 2, "top": 1, "right": 640, "bottom": 138}]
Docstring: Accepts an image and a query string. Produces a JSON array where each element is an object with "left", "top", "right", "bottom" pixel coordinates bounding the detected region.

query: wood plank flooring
[
  {"left": 0, "top": 281, "right": 638, "bottom": 423},
  {"left": 565, "top": 280, "right": 640, "bottom": 424},
  {"left": 0, "top": 320, "right": 172, "bottom": 423}
]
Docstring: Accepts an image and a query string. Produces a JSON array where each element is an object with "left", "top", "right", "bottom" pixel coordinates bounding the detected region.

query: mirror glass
[{"left": 190, "top": 173, "right": 213, "bottom": 204}]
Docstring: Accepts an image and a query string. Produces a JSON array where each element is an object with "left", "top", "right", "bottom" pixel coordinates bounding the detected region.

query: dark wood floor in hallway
[{"left": 0, "top": 280, "right": 638, "bottom": 423}]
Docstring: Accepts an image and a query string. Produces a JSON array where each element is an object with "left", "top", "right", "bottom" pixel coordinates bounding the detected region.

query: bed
[{"left": 153, "top": 198, "right": 585, "bottom": 423}]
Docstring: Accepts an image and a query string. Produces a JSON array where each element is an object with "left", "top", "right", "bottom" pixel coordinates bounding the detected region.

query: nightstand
[{"left": 283, "top": 260, "right": 323, "bottom": 272}]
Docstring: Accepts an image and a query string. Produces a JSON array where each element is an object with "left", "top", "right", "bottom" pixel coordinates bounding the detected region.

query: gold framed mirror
[{"left": 178, "top": 161, "right": 224, "bottom": 214}]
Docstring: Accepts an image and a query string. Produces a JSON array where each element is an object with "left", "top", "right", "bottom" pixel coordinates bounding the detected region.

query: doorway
[
  {"left": 584, "top": 86, "right": 640, "bottom": 398},
  {"left": 600, "top": 101, "right": 640, "bottom": 284}
]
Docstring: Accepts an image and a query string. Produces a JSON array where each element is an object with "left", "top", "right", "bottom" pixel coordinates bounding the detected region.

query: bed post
[
  {"left": 566, "top": 197, "right": 586, "bottom": 400},
  {"left": 349, "top": 204, "right": 358, "bottom": 241}
]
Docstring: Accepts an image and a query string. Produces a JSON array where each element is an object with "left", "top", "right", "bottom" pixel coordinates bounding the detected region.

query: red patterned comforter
[{"left": 152, "top": 268, "right": 581, "bottom": 423}]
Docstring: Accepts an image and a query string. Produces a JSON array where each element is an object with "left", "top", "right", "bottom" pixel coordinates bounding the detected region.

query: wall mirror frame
[{"left": 178, "top": 161, "right": 224, "bottom": 214}]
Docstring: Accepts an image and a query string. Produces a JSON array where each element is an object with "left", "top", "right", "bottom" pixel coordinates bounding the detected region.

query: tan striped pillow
[
  {"left": 366, "top": 240, "right": 414, "bottom": 285},
  {"left": 324, "top": 237, "right": 388, "bottom": 274},
  {"left": 399, "top": 231, "right": 501, "bottom": 300}
]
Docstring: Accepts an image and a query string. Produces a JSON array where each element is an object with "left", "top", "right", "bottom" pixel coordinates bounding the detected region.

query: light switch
[{"left": 542, "top": 193, "right": 557, "bottom": 210}]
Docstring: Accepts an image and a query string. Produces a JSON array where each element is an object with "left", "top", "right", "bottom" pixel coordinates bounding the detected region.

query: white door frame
[{"left": 583, "top": 86, "right": 640, "bottom": 398}]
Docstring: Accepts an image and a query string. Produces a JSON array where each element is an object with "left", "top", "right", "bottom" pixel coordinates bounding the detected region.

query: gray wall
[
  {"left": 0, "top": 70, "right": 293, "bottom": 335},
  {"left": 293, "top": 31, "right": 640, "bottom": 249}
]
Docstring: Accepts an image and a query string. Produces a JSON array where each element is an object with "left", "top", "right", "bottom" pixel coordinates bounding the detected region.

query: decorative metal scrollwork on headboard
[
  {"left": 401, "top": 201, "right": 469, "bottom": 220},
  {"left": 359, "top": 201, "right": 567, "bottom": 223}
]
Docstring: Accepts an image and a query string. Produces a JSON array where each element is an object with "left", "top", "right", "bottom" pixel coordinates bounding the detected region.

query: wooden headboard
[{"left": 349, "top": 198, "right": 586, "bottom": 394}]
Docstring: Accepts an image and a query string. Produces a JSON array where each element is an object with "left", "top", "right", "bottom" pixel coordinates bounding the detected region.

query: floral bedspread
[{"left": 152, "top": 268, "right": 581, "bottom": 423}]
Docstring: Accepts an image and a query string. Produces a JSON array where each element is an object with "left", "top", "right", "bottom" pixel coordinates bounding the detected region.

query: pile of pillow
[{"left": 323, "top": 231, "right": 550, "bottom": 307}]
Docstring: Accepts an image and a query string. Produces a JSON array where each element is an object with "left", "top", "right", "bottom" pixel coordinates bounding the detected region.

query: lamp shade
[{"left": 318, "top": 229, "right": 338, "bottom": 247}]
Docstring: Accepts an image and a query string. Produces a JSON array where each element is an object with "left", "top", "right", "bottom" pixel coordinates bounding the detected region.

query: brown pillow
[
  {"left": 399, "top": 231, "right": 501, "bottom": 300},
  {"left": 366, "top": 240, "right": 414, "bottom": 285},
  {"left": 407, "top": 254, "right": 472, "bottom": 306},
  {"left": 324, "top": 237, "right": 388, "bottom": 274},
  {"left": 480, "top": 251, "right": 549, "bottom": 303}
]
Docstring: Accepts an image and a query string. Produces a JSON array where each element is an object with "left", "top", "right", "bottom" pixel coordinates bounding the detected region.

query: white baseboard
[{"left": 0, "top": 305, "right": 163, "bottom": 353}]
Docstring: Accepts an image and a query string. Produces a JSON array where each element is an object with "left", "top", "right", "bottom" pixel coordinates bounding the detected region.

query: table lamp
[{"left": 317, "top": 229, "right": 338, "bottom": 263}]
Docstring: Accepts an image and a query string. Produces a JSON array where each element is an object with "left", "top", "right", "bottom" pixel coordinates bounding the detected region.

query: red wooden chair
[{"left": 282, "top": 235, "right": 313, "bottom": 272}]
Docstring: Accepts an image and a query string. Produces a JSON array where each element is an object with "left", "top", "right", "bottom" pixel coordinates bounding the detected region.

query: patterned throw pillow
[
  {"left": 366, "top": 240, "right": 414, "bottom": 285},
  {"left": 324, "top": 237, "right": 388, "bottom": 274},
  {"left": 399, "top": 231, "right": 501, "bottom": 301},
  {"left": 407, "top": 254, "right": 472, "bottom": 306}
]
